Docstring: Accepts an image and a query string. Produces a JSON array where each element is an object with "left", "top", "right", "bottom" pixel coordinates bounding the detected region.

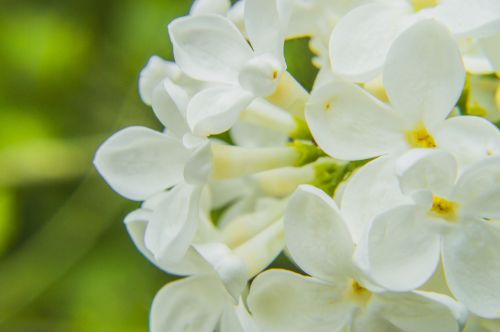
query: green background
[{"left": 0, "top": 1, "right": 191, "bottom": 331}]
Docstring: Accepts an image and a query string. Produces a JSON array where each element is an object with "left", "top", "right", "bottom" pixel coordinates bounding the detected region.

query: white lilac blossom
[
  {"left": 125, "top": 188, "right": 284, "bottom": 332},
  {"left": 363, "top": 150, "right": 500, "bottom": 318},
  {"left": 94, "top": 0, "right": 500, "bottom": 330},
  {"left": 307, "top": 19, "right": 467, "bottom": 161},
  {"left": 168, "top": 0, "right": 293, "bottom": 137},
  {"left": 248, "top": 186, "right": 465, "bottom": 332},
  {"left": 330, "top": 0, "right": 500, "bottom": 81}
]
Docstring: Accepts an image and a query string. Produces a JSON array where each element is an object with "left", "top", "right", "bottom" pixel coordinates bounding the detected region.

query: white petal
[
  {"left": 430, "top": 0, "right": 500, "bottom": 37},
  {"left": 480, "top": 32, "right": 500, "bottom": 71},
  {"left": 124, "top": 207, "right": 210, "bottom": 275},
  {"left": 376, "top": 291, "right": 460, "bottom": 332},
  {"left": 231, "top": 301, "right": 260, "bottom": 332},
  {"left": 94, "top": 126, "right": 189, "bottom": 200},
  {"left": 233, "top": 219, "right": 285, "bottom": 278},
  {"left": 219, "top": 305, "right": 249, "bottom": 332},
  {"left": 247, "top": 270, "right": 353, "bottom": 332},
  {"left": 285, "top": 185, "right": 354, "bottom": 282},
  {"left": 463, "top": 52, "right": 495, "bottom": 74},
  {"left": 340, "top": 156, "right": 410, "bottom": 243},
  {"left": 184, "top": 139, "right": 213, "bottom": 185},
  {"left": 208, "top": 177, "right": 256, "bottom": 209},
  {"left": 435, "top": 116, "right": 500, "bottom": 169},
  {"left": 239, "top": 54, "right": 284, "bottom": 97},
  {"left": 144, "top": 183, "right": 203, "bottom": 263},
  {"left": 219, "top": 306, "right": 243, "bottom": 332},
  {"left": 221, "top": 198, "right": 285, "bottom": 248},
  {"left": 453, "top": 156, "right": 500, "bottom": 219},
  {"left": 458, "top": 35, "right": 496, "bottom": 74},
  {"left": 139, "top": 56, "right": 180, "bottom": 105},
  {"left": 217, "top": 195, "right": 258, "bottom": 229},
  {"left": 284, "top": 0, "right": 317, "bottom": 38},
  {"left": 384, "top": 19, "right": 465, "bottom": 127},
  {"left": 367, "top": 205, "right": 441, "bottom": 291},
  {"left": 443, "top": 220, "right": 500, "bottom": 318},
  {"left": 220, "top": 302, "right": 261, "bottom": 332},
  {"left": 244, "top": 0, "right": 288, "bottom": 59},
  {"left": 193, "top": 243, "right": 248, "bottom": 302},
  {"left": 187, "top": 86, "right": 254, "bottom": 136},
  {"left": 227, "top": 1, "right": 245, "bottom": 33},
  {"left": 416, "top": 291, "right": 468, "bottom": 325},
  {"left": 150, "top": 275, "right": 227, "bottom": 332},
  {"left": 463, "top": 314, "right": 500, "bottom": 332},
  {"left": 305, "top": 81, "right": 404, "bottom": 160},
  {"left": 169, "top": 15, "right": 253, "bottom": 83},
  {"left": 124, "top": 209, "right": 154, "bottom": 258},
  {"left": 396, "top": 149, "right": 458, "bottom": 198},
  {"left": 230, "top": 120, "right": 288, "bottom": 148},
  {"left": 351, "top": 304, "right": 397, "bottom": 332},
  {"left": 190, "top": 0, "right": 231, "bottom": 16},
  {"left": 330, "top": 3, "right": 412, "bottom": 82},
  {"left": 151, "top": 79, "right": 190, "bottom": 137}
]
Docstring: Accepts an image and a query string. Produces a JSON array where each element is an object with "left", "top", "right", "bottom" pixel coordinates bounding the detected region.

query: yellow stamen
[
  {"left": 467, "top": 102, "right": 488, "bottom": 117},
  {"left": 410, "top": 0, "right": 439, "bottom": 11},
  {"left": 344, "top": 280, "right": 372, "bottom": 306},
  {"left": 429, "top": 195, "right": 459, "bottom": 223},
  {"left": 406, "top": 123, "right": 437, "bottom": 148},
  {"left": 272, "top": 69, "right": 278, "bottom": 80}
]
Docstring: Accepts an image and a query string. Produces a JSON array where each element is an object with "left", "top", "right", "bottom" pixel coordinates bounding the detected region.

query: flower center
[
  {"left": 406, "top": 123, "right": 436, "bottom": 148},
  {"left": 345, "top": 280, "right": 372, "bottom": 306},
  {"left": 429, "top": 195, "right": 459, "bottom": 223},
  {"left": 410, "top": 0, "right": 439, "bottom": 11}
]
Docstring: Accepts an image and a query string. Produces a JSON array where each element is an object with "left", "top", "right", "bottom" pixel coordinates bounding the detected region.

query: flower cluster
[{"left": 94, "top": 0, "right": 500, "bottom": 331}]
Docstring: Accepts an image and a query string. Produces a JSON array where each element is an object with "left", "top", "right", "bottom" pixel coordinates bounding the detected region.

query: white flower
[
  {"left": 168, "top": 0, "right": 292, "bottom": 136},
  {"left": 94, "top": 0, "right": 500, "bottom": 329},
  {"left": 307, "top": 19, "right": 468, "bottom": 161},
  {"left": 125, "top": 198, "right": 284, "bottom": 332},
  {"left": 330, "top": 0, "right": 500, "bottom": 81},
  {"left": 146, "top": 242, "right": 253, "bottom": 332},
  {"left": 248, "top": 185, "right": 464, "bottom": 332},
  {"left": 364, "top": 149, "right": 500, "bottom": 318}
]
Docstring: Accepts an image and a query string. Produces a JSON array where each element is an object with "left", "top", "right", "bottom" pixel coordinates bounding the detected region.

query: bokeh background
[{"left": 0, "top": 0, "right": 316, "bottom": 331}]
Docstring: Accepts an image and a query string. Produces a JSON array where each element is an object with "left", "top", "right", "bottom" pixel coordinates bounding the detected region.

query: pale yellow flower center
[
  {"left": 410, "top": 0, "right": 439, "bottom": 12},
  {"left": 406, "top": 123, "right": 437, "bottom": 148},
  {"left": 344, "top": 280, "right": 372, "bottom": 306},
  {"left": 429, "top": 195, "right": 460, "bottom": 223}
]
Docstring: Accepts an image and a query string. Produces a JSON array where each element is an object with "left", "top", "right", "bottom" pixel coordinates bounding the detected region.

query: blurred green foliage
[
  {"left": 0, "top": 0, "right": 193, "bottom": 331},
  {"left": 0, "top": 0, "right": 317, "bottom": 330}
]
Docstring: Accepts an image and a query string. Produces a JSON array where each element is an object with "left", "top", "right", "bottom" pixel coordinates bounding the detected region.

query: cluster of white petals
[{"left": 94, "top": 0, "right": 500, "bottom": 331}]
